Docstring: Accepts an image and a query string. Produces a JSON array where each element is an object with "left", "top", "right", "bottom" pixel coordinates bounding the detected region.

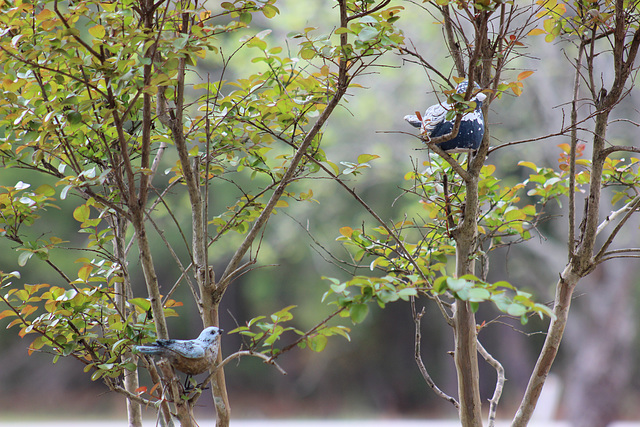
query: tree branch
[
  {"left": 477, "top": 339, "right": 504, "bottom": 427},
  {"left": 412, "top": 298, "right": 459, "bottom": 408}
]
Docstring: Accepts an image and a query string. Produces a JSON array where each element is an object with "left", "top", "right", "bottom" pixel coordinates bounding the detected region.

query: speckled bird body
[
  {"left": 404, "top": 80, "right": 486, "bottom": 152},
  {"left": 135, "top": 326, "right": 222, "bottom": 375}
]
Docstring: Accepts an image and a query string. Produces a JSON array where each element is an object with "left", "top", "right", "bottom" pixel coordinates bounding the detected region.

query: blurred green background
[{"left": 1, "top": 0, "right": 639, "bottom": 423}]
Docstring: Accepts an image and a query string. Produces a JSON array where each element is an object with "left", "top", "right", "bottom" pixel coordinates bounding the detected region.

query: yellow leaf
[
  {"left": 78, "top": 264, "right": 94, "bottom": 282},
  {"left": 505, "top": 209, "right": 525, "bottom": 221},
  {"left": 528, "top": 28, "right": 546, "bottom": 36},
  {"left": 543, "top": 18, "right": 556, "bottom": 33},
  {"left": 518, "top": 161, "right": 538, "bottom": 171},
  {"left": 88, "top": 25, "right": 106, "bottom": 39},
  {"left": 554, "top": 3, "right": 566, "bottom": 15},
  {"left": 483, "top": 164, "right": 496, "bottom": 176}
]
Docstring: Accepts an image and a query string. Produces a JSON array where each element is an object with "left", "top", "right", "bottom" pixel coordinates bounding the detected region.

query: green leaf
[
  {"left": 397, "top": 288, "right": 417, "bottom": 301},
  {"left": 173, "top": 34, "right": 189, "bottom": 50},
  {"left": 239, "top": 12, "right": 252, "bottom": 24},
  {"left": 129, "top": 298, "right": 151, "bottom": 312},
  {"left": 300, "top": 48, "right": 316, "bottom": 60},
  {"left": 66, "top": 111, "right": 83, "bottom": 125},
  {"left": 271, "top": 305, "right": 295, "bottom": 322},
  {"left": 308, "top": 334, "right": 327, "bottom": 352},
  {"left": 446, "top": 277, "right": 472, "bottom": 292},
  {"left": 467, "top": 288, "right": 491, "bottom": 302},
  {"left": 507, "top": 304, "right": 528, "bottom": 317},
  {"left": 18, "top": 251, "right": 33, "bottom": 267},
  {"left": 35, "top": 184, "right": 55, "bottom": 197},
  {"left": 357, "top": 26, "right": 380, "bottom": 42},
  {"left": 73, "top": 204, "right": 91, "bottom": 223},
  {"left": 262, "top": 4, "right": 279, "bottom": 18},
  {"left": 349, "top": 303, "right": 369, "bottom": 324},
  {"left": 433, "top": 276, "right": 448, "bottom": 293}
]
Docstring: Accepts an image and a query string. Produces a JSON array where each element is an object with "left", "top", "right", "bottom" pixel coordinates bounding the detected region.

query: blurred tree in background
[{"left": 1, "top": 1, "right": 640, "bottom": 427}]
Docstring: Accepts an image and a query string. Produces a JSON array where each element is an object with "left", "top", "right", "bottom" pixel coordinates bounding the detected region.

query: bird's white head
[{"left": 197, "top": 326, "right": 223, "bottom": 344}]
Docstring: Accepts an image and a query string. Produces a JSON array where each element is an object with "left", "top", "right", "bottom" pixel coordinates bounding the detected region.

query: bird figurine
[
  {"left": 404, "top": 80, "right": 486, "bottom": 152},
  {"left": 135, "top": 326, "right": 223, "bottom": 375}
]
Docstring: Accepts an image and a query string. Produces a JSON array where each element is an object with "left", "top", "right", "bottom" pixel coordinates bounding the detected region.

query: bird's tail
[{"left": 134, "top": 345, "right": 163, "bottom": 355}]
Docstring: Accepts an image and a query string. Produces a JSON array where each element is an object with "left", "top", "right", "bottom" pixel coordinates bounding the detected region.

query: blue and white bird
[
  {"left": 404, "top": 80, "right": 486, "bottom": 152},
  {"left": 135, "top": 326, "right": 223, "bottom": 375}
]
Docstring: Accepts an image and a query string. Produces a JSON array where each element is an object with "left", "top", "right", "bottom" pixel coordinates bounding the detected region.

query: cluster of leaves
[
  {"left": 435, "top": 275, "right": 554, "bottom": 323},
  {"left": 602, "top": 156, "right": 640, "bottom": 205},
  {"left": 229, "top": 305, "right": 351, "bottom": 355},
  {"left": 0, "top": 269, "right": 181, "bottom": 381},
  {"left": 0, "top": 182, "right": 64, "bottom": 268},
  {"left": 555, "top": 143, "right": 640, "bottom": 206},
  {"left": 519, "top": 144, "right": 640, "bottom": 209},
  {"left": 316, "top": 151, "right": 564, "bottom": 324},
  {"left": 529, "top": 0, "right": 636, "bottom": 42},
  {"left": 477, "top": 163, "right": 538, "bottom": 244},
  {"left": 322, "top": 275, "right": 418, "bottom": 323},
  {"left": 0, "top": 0, "right": 416, "bottom": 391},
  {"left": 296, "top": 4, "right": 404, "bottom": 61},
  {"left": 433, "top": 0, "right": 505, "bottom": 13},
  {"left": 407, "top": 157, "right": 539, "bottom": 244}
]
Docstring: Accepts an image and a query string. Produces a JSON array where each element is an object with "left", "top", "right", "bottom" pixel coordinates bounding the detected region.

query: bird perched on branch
[
  {"left": 135, "top": 326, "right": 223, "bottom": 375},
  {"left": 404, "top": 80, "right": 486, "bottom": 152}
]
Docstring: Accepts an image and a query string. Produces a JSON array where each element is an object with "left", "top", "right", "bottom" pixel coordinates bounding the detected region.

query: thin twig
[
  {"left": 477, "top": 340, "right": 504, "bottom": 427},
  {"left": 411, "top": 298, "right": 459, "bottom": 408}
]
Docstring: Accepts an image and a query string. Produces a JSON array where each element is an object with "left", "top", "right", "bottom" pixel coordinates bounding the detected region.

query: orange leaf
[
  {"left": 339, "top": 226, "right": 353, "bottom": 238},
  {"left": 0, "top": 309, "right": 17, "bottom": 320},
  {"left": 149, "top": 382, "right": 161, "bottom": 397},
  {"left": 518, "top": 70, "right": 534, "bottom": 81},
  {"left": 20, "top": 304, "right": 37, "bottom": 317}
]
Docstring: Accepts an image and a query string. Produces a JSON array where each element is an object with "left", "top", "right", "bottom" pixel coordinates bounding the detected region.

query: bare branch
[
  {"left": 477, "top": 340, "right": 504, "bottom": 427},
  {"left": 412, "top": 298, "right": 459, "bottom": 409}
]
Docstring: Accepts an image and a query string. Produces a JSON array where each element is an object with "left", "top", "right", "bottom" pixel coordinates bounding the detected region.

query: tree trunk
[
  {"left": 454, "top": 300, "right": 482, "bottom": 426},
  {"left": 564, "top": 260, "right": 638, "bottom": 427},
  {"left": 111, "top": 216, "right": 143, "bottom": 427},
  {"left": 512, "top": 265, "right": 579, "bottom": 426},
  {"left": 454, "top": 172, "right": 483, "bottom": 427}
]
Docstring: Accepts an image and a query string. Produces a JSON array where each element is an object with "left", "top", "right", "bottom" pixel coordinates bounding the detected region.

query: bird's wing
[
  {"left": 160, "top": 339, "right": 206, "bottom": 359},
  {"left": 135, "top": 345, "right": 163, "bottom": 355},
  {"left": 421, "top": 103, "right": 449, "bottom": 136}
]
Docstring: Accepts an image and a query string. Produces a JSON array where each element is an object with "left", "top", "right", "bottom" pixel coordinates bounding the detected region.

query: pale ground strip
[
  {"left": 2, "top": 421, "right": 640, "bottom": 427},
  {"left": 5, "top": 379, "right": 638, "bottom": 426}
]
